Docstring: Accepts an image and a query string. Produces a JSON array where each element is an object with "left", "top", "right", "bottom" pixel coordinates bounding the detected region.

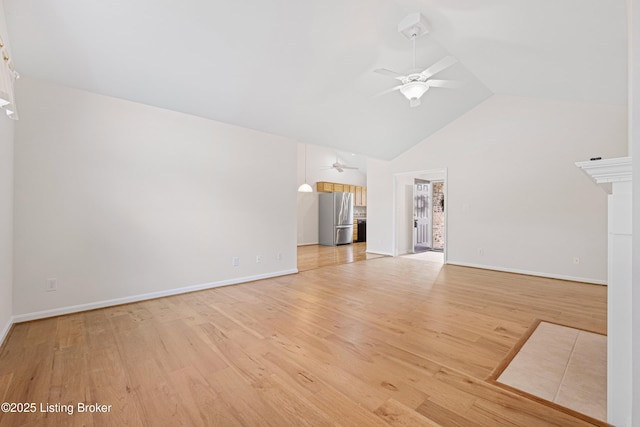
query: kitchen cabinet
[
  {"left": 353, "top": 220, "right": 358, "bottom": 242},
  {"left": 316, "top": 182, "right": 333, "bottom": 192},
  {"left": 355, "top": 187, "right": 362, "bottom": 206},
  {"left": 317, "top": 181, "right": 367, "bottom": 207}
]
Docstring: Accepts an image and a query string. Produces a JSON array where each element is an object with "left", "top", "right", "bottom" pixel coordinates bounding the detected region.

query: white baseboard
[
  {"left": 366, "top": 250, "right": 394, "bottom": 257},
  {"left": 446, "top": 260, "right": 606, "bottom": 285},
  {"left": 13, "top": 269, "right": 298, "bottom": 323},
  {"left": 0, "top": 316, "right": 13, "bottom": 348}
]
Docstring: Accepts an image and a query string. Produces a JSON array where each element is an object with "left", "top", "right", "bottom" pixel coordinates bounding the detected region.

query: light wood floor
[
  {"left": 297, "top": 242, "right": 385, "bottom": 271},
  {"left": 0, "top": 257, "right": 607, "bottom": 426}
]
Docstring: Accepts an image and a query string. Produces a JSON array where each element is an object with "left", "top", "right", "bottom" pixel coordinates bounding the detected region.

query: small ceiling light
[
  {"left": 399, "top": 81, "right": 429, "bottom": 101},
  {"left": 298, "top": 144, "right": 313, "bottom": 192}
]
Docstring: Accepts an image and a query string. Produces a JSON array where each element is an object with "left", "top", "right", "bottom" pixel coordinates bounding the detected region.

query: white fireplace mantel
[
  {"left": 575, "top": 156, "right": 632, "bottom": 194},
  {"left": 576, "top": 155, "right": 632, "bottom": 426}
]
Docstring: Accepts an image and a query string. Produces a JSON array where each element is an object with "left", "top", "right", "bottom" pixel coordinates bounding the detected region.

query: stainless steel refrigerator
[{"left": 319, "top": 192, "right": 354, "bottom": 246}]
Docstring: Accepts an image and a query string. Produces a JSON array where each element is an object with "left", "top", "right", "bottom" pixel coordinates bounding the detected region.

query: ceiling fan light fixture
[{"left": 400, "top": 81, "right": 429, "bottom": 101}]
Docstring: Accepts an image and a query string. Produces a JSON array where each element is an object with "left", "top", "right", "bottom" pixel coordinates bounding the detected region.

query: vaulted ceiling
[{"left": 3, "top": 0, "right": 628, "bottom": 160}]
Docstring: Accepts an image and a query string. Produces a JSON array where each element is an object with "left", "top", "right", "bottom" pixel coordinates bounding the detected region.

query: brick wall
[{"left": 432, "top": 182, "right": 445, "bottom": 250}]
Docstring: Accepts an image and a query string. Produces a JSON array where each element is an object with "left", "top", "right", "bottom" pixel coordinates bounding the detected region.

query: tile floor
[
  {"left": 402, "top": 251, "right": 444, "bottom": 263},
  {"left": 497, "top": 321, "right": 607, "bottom": 422}
]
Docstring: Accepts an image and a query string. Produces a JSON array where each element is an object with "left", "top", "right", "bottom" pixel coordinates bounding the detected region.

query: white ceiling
[{"left": 3, "top": 0, "right": 628, "bottom": 160}]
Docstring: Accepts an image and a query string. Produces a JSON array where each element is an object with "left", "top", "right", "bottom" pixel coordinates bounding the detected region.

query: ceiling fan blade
[
  {"left": 333, "top": 162, "right": 358, "bottom": 171},
  {"left": 374, "top": 68, "right": 406, "bottom": 80},
  {"left": 373, "top": 85, "right": 403, "bottom": 98},
  {"left": 427, "top": 79, "right": 462, "bottom": 89},
  {"left": 420, "top": 56, "right": 458, "bottom": 79}
]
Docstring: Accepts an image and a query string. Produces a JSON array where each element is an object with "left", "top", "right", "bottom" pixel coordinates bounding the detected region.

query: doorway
[
  {"left": 413, "top": 179, "right": 445, "bottom": 253},
  {"left": 413, "top": 179, "right": 431, "bottom": 253},
  {"left": 394, "top": 169, "right": 447, "bottom": 260}
]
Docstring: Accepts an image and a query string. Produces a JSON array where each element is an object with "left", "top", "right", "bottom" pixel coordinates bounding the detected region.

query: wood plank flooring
[
  {"left": 0, "top": 256, "right": 607, "bottom": 426},
  {"left": 297, "top": 242, "right": 385, "bottom": 271}
]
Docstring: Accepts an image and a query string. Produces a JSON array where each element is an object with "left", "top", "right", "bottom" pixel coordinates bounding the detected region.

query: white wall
[
  {"left": 630, "top": 0, "right": 640, "bottom": 423},
  {"left": 297, "top": 192, "right": 319, "bottom": 245},
  {"left": 0, "top": 2, "right": 14, "bottom": 344},
  {"left": 296, "top": 143, "right": 366, "bottom": 245},
  {"left": 368, "top": 95, "right": 627, "bottom": 283},
  {"left": 366, "top": 157, "right": 394, "bottom": 255},
  {"left": 13, "top": 77, "right": 298, "bottom": 318},
  {"left": 395, "top": 174, "right": 415, "bottom": 255}
]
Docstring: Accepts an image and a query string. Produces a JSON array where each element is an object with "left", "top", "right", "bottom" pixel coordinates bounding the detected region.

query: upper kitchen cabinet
[
  {"left": 354, "top": 186, "right": 366, "bottom": 207},
  {"left": 317, "top": 182, "right": 334, "bottom": 192},
  {"left": 317, "top": 181, "right": 367, "bottom": 207}
]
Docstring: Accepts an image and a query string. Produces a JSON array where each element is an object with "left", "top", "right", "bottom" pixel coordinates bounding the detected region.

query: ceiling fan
[
  {"left": 332, "top": 161, "right": 358, "bottom": 173},
  {"left": 374, "top": 13, "right": 460, "bottom": 107},
  {"left": 326, "top": 153, "right": 358, "bottom": 173}
]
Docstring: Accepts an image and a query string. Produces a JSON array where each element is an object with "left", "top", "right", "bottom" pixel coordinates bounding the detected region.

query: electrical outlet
[
  {"left": 256, "top": 255, "right": 262, "bottom": 263},
  {"left": 232, "top": 257, "right": 240, "bottom": 267},
  {"left": 46, "top": 278, "right": 57, "bottom": 292},
  {"left": 478, "top": 248, "right": 485, "bottom": 255},
  {"left": 573, "top": 257, "right": 580, "bottom": 265},
  {"left": 277, "top": 252, "right": 283, "bottom": 260}
]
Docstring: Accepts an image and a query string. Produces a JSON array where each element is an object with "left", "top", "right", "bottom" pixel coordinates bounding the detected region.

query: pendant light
[{"left": 298, "top": 144, "right": 313, "bottom": 192}]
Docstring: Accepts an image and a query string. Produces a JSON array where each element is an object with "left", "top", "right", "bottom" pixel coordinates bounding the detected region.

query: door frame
[{"left": 392, "top": 168, "right": 448, "bottom": 263}]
